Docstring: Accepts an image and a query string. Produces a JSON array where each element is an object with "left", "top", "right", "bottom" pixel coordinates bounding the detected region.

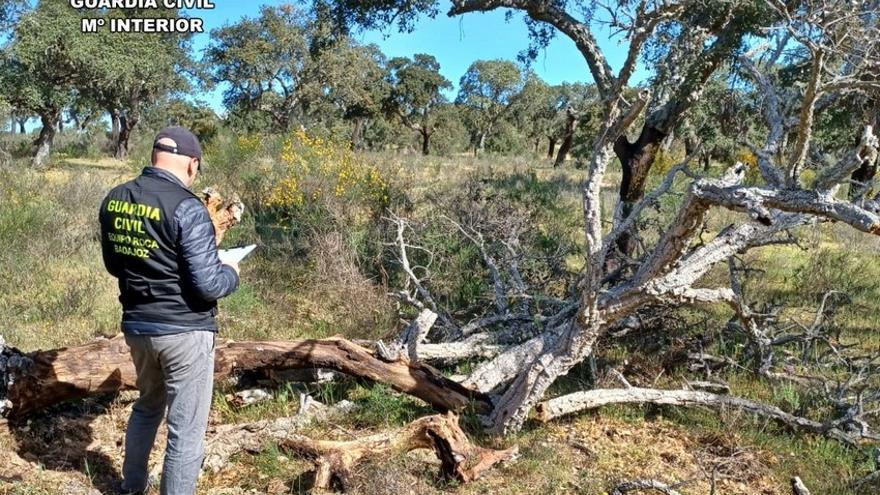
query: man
[{"left": 99, "top": 126, "right": 240, "bottom": 495}]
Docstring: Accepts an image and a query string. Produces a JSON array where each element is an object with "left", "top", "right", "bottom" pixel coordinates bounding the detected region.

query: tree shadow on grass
[{"left": 9, "top": 396, "right": 125, "bottom": 494}]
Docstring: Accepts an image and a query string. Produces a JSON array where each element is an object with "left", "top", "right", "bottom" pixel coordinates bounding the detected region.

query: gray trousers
[{"left": 122, "top": 331, "right": 216, "bottom": 495}]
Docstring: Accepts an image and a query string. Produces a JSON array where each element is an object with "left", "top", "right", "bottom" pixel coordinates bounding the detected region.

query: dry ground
[{"left": 0, "top": 393, "right": 792, "bottom": 495}]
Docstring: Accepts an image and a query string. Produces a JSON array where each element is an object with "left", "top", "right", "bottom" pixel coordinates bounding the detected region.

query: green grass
[
  {"left": 652, "top": 405, "right": 871, "bottom": 494},
  {"left": 347, "top": 384, "right": 434, "bottom": 429}
]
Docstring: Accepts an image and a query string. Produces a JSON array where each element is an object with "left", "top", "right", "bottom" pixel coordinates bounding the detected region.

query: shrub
[
  {"left": 214, "top": 130, "right": 401, "bottom": 340},
  {"left": 265, "top": 129, "right": 390, "bottom": 213},
  {"left": 256, "top": 129, "right": 393, "bottom": 260},
  {"left": 793, "top": 247, "right": 880, "bottom": 303},
  {"left": 649, "top": 148, "right": 682, "bottom": 177},
  {"left": 52, "top": 126, "right": 107, "bottom": 161}
]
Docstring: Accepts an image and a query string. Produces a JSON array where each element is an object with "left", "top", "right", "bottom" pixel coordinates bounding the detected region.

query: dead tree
[
  {"left": 0, "top": 336, "right": 489, "bottom": 418},
  {"left": 3, "top": 1, "right": 879, "bottom": 473},
  {"left": 534, "top": 386, "right": 877, "bottom": 446},
  {"left": 203, "top": 394, "right": 358, "bottom": 472},
  {"left": 374, "top": 0, "right": 880, "bottom": 436}
]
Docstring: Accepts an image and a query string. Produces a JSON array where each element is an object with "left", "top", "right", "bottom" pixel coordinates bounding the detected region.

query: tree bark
[
  {"left": 114, "top": 110, "right": 139, "bottom": 160},
  {"left": 613, "top": 125, "right": 667, "bottom": 255},
  {"left": 848, "top": 158, "right": 877, "bottom": 201},
  {"left": 32, "top": 112, "right": 58, "bottom": 168},
  {"left": 109, "top": 108, "right": 120, "bottom": 146},
  {"left": 0, "top": 335, "right": 490, "bottom": 419},
  {"left": 420, "top": 128, "right": 431, "bottom": 155},
  {"left": 554, "top": 133, "right": 574, "bottom": 167},
  {"left": 554, "top": 109, "right": 579, "bottom": 167},
  {"left": 849, "top": 113, "right": 880, "bottom": 201},
  {"left": 79, "top": 113, "right": 93, "bottom": 132},
  {"left": 547, "top": 136, "right": 557, "bottom": 158},
  {"left": 351, "top": 117, "right": 366, "bottom": 151},
  {"left": 17, "top": 117, "right": 26, "bottom": 135}
]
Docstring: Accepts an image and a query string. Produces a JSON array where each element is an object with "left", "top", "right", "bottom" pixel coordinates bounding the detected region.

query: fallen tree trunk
[
  {"left": 0, "top": 335, "right": 490, "bottom": 418},
  {"left": 535, "top": 387, "right": 856, "bottom": 445},
  {"left": 417, "top": 333, "right": 506, "bottom": 363},
  {"left": 281, "top": 412, "right": 518, "bottom": 491}
]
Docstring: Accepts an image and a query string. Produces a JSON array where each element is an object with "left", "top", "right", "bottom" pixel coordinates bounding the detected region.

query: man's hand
[{"left": 225, "top": 262, "right": 240, "bottom": 276}]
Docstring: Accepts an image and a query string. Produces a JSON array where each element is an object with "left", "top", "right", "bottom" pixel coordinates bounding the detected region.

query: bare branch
[
  {"left": 446, "top": 216, "right": 509, "bottom": 314},
  {"left": 813, "top": 125, "right": 879, "bottom": 191},
  {"left": 282, "top": 413, "right": 517, "bottom": 490},
  {"left": 203, "top": 395, "right": 357, "bottom": 472},
  {"left": 603, "top": 158, "right": 694, "bottom": 267},
  {"left": 460, "top": 313, "right": 532, "bottom": 337},
  {"left": 727, "top": 257, "right": 774, "bottom": 375},
  {"left": 789, "top": 51, "right": 826, "bottom": 184},
  {"left": 378, "top": 309, "right": 438, "bottom": 362},
  {"left": 610, "top": 89, "right": 651, "bottom": 139},
  {"left": 535, "top": 387, "right": 864, "bottom": 445},
  {"left": 693, "top": 183, "right": 880, "bottom": 235},
  {"left": 634, "top": 163, "right": 748, "bottom": 285},
  {"left": 386, "top": 213, "right": 459, "bottom": 332},
  {"left": 449, "top": 0, "right": 614, "bottom": 97},
  {"left": 738, "top": 55, "right": 786, "bottom": 187}
]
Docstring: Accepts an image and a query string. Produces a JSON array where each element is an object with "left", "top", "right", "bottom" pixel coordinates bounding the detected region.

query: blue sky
[
  {"left": 186, "top": 1, "right": 648, "bottom": 112},
  {"left": 13, "top": 0, "right": 646, "bottom": 130}
]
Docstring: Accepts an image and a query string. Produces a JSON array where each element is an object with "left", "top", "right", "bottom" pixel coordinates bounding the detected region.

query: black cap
[{"left": 153, "top": 126, "right": 202, "bottom": 161}]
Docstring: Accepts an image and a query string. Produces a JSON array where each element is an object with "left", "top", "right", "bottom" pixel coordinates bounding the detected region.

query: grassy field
[{"left": 0, "top": 137, "right": 878, "bottom": 494}]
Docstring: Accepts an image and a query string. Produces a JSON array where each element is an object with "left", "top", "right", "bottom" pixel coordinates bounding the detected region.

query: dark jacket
[{"left": 99, "top": 166, "right": 239, "bottom": 335}]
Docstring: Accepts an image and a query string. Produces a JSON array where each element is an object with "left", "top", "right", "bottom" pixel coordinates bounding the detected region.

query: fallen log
[
  {"left": 280, "top": 412, "right": 518, "bottom": 491},
  {"left": 0, "top": 335, "right": 490, "bottom": 418},
  {"left": 535, "top": 387, "right": 857, "bottom": 445}
]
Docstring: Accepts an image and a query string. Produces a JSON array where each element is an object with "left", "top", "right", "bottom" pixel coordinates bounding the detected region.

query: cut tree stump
[
  {"left": 0, "top": 335, "right": 490, "bottom": 418},
  {"left": 201, "top": 186, "right": 244, "bottom": 245},
  {"left": 281, "top": 412, "right": 518, "bottom": 491}
]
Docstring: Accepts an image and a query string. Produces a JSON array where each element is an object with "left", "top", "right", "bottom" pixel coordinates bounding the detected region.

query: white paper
[{"left": 218, "top": 244, "right": 257, "bottom": 265}]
